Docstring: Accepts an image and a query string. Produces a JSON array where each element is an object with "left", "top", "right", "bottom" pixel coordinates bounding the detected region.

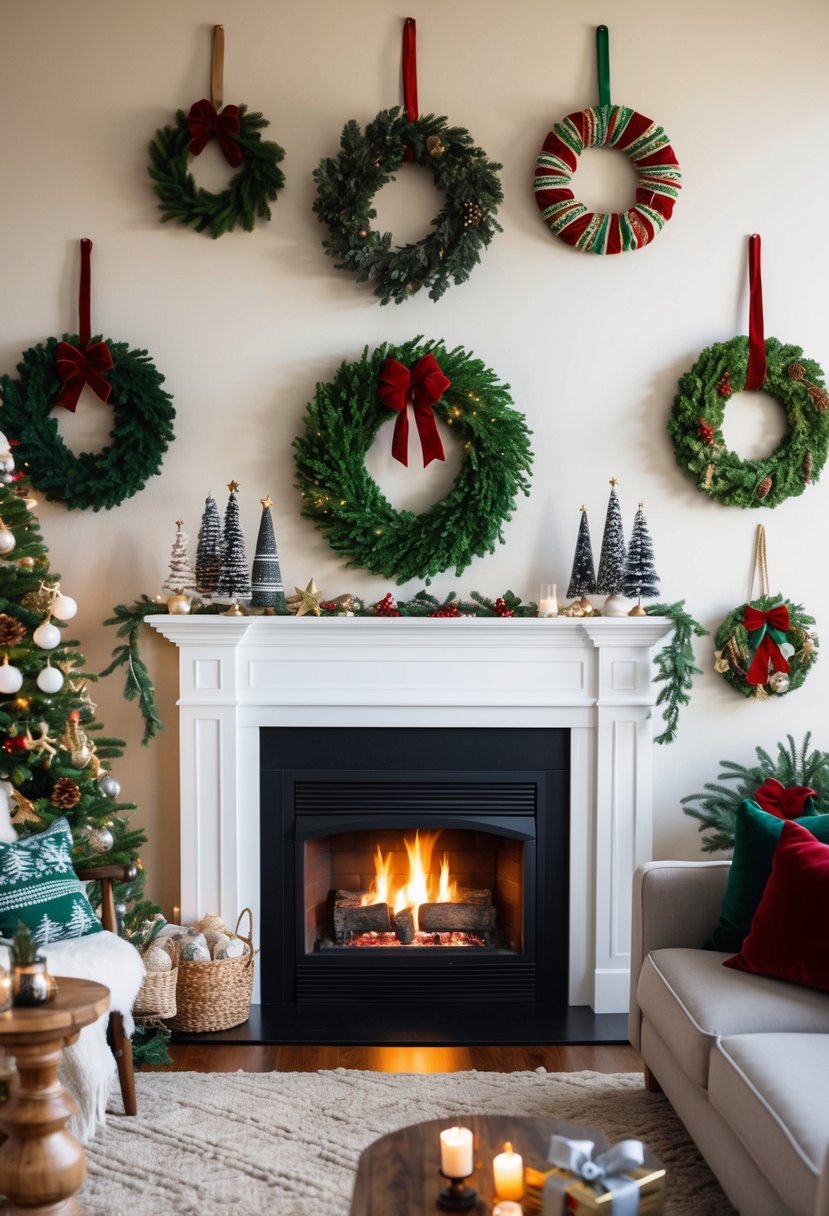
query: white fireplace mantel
[{"left": 147, "top": 614, "right": 673, "bottom": 1013}]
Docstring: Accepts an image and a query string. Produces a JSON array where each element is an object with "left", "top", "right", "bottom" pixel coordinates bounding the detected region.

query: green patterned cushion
[{"left": 0, "top": 818, "right": 102, "bottom": 945}]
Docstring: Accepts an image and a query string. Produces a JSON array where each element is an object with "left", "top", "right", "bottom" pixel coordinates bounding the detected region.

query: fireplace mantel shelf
[{"left": 148, "top": 613, "right": 674, "bottom": 1013}]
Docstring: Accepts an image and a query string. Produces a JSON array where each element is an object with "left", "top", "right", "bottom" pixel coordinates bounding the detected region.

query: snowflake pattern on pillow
[{"left": 0, "top": 818, "right": 102, "bottom": 943}]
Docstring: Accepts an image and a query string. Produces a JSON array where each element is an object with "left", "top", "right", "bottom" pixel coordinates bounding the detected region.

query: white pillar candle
[
  {"left": 493, "top": 1142, "right": 524, "bottom": 1200},
  {"left": 440, "top": 1126, "right": 473, "bottom": 1177},
  {"left": 538, "top": 584, "right": 558, "bottom": 617}
]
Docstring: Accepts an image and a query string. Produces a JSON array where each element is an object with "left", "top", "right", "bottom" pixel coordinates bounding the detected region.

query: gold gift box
[{"left": 523, "top": 1161, "right": 666, "bottom": 1215}]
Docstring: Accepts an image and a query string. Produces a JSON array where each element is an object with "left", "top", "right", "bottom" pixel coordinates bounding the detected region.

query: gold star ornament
[
  {"left": 293, "top": 579, "right": 324, "bottom": 617},
  {"left": 227, "top": 480, "right": 240, "bottom": 493},
  {"left": 261, "top": 495, "right": 273, "bottom": 509}
]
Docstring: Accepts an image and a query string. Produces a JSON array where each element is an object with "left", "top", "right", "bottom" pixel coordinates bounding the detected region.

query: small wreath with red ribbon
[
  {"left": 0, "top": 241, "right": 174, "bottom": 512},
  {"left": 293, "top": 338, "right": 533, "bottom": 583},
  {"left": 148, "top": 102, "right": 285, "bottom": 238},
  {"left": 714, "top": 596, "right": 818, "bottom": 700},
  {"left": 533, "top": 27, "right": 681, "bottom": 254}
]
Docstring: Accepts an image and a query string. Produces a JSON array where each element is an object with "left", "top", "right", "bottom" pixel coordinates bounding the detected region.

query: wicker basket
[
  {"left": 134, "top": 963, "right": 178, "bottom": 1020},
  {"left": 164, "top": 909, "right": 255, "bottom": 1034}
]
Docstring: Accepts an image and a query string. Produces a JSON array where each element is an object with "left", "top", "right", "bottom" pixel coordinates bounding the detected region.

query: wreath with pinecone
[{"left": 312, "top": 107, "right": 503, "bottom": 305}]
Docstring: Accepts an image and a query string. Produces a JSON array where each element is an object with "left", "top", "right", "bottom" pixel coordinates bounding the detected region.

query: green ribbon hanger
[{"left": 596, "top": 25, "right": 611, "bottom": 107}]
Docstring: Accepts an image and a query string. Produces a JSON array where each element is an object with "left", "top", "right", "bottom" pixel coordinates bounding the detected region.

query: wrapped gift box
[{"left": 524, "top": 1159, "right": 665, "bottom": 1214}]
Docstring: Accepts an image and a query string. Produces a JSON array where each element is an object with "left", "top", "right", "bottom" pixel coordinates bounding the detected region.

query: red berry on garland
[
  {"left": 494, "top": 597, "right": 513, "bottom": 617},
  {"left": 696, "top": 419, "right": 715, "bottom": 445},
  {"left": 430, "top": 603, "right": 462, "bottom": 618},
  {"left": 375, "top": 593, "right": 400, "bottom": 618},
  {"left": 716, "top": 371, "right": 733, "bottom": 399}
]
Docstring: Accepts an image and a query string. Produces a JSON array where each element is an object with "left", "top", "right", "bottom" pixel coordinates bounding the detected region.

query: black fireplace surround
[{"left": 258, "top": 727, "right": 573, "bottom": 1040}]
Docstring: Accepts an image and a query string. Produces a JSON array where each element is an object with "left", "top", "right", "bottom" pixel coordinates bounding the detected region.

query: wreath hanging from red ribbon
[
  {"left": 148, "top": 25, "right": 285, "bottom": 238},
  {"left": 0, "top": 240, "right": 175, "bottom": 512},
  {"left": 293, "top": 338, "right": 533, "bottom": 584},
  {"left": 713, "top": 527, "right": 818, "bottom": 699}
]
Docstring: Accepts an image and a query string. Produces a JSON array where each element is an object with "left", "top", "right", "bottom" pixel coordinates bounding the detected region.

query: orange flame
[{"left": 360, "top": 831, "right": 458, "bottom": 930}]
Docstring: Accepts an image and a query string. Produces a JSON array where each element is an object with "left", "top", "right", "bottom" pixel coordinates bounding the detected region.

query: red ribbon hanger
[
  {"left": 55, "top": 239, "right": 113, "bottom": 412},
  {"left": 401, "top": 17, "right": 419, "bottom": 161},
  {"left": 377, "top": 354, "right": 451, "bottom": 467},
  {"left": 745, "top": 233, "right": 767, "bottom": 390}
]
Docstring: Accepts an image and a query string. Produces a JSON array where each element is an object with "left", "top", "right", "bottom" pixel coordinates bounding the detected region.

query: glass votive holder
[
  {"left": 0, "top": 967, "right": 11, "bottom": 1013},
  {"left": 538, "top": 583, "right": 558, "bottom": 618}
]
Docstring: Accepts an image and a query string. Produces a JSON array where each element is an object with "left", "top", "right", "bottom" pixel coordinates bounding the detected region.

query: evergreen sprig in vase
[{"left": 5, "top": 922, "right": 56, "bottom": 1006}]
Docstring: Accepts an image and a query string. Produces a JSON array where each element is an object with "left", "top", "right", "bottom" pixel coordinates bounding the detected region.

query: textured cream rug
[{"left": 81, "top": 1068, "right": 734, "bottom": 1215}]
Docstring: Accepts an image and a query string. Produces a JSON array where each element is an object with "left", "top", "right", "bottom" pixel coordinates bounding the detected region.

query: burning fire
[{"left": 360, "top": 831, "right": 458, "bottom": 930}]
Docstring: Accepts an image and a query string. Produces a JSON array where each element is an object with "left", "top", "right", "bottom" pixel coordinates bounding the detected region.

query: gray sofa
[{"left": 629, "top": 859, "right": 829, "bottom": 1216}]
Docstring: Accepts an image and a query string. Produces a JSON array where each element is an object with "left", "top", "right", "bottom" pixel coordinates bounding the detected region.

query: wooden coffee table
[
  {"left": 350, "top": 1113, "right": 620, "bottom": 1214},
  {"left": 0, "top": 976, "right": 110, "bottom": 1215}
]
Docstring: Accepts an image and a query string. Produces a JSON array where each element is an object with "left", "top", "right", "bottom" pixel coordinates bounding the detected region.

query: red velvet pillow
[{"left": 724, "top": 819, "right": 829, "bottom": 992}]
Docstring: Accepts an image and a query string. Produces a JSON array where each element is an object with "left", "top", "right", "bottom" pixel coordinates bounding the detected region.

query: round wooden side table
[{"left": 0, "top": 976, "right": 110, "bottom": 1215}]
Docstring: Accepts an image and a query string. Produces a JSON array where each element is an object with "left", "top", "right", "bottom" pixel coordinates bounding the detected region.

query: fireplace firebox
[{"left": 260, "top": 727, "right": 569, "bottom": 1015}]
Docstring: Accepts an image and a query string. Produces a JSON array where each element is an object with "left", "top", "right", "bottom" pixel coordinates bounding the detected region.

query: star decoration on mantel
[
  {"left": 293, "top": 579, "right": 324, "bottom": 617},
  {"left": 261, "top": 495, "right": 273, "bottom": 509},
  {"left": 227, "top": 480, "right": 240, "bottom": 493}
]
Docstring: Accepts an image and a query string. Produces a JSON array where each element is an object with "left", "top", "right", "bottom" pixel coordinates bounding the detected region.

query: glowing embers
[{"left": 332, "top": 830, "right": 496, "bottom": 947}]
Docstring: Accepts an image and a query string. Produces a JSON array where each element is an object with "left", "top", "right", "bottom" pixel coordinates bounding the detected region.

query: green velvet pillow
[
  {"left": 707, "top": 800, "right": 829, "bottom": 952},
  {"left": 0, "top": 818, "right": 102, "bottom": 945}
]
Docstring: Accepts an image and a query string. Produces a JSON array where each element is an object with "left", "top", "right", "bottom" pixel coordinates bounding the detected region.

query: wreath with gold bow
[
  {"left": 293, "top": 338, "right": 533, "bottom": 583},
  {"left": 148, "top": 100, "right": 285, "bottom": 238},
  {"left": 714, "top": 597, "right": 819, "bottom": 699}
]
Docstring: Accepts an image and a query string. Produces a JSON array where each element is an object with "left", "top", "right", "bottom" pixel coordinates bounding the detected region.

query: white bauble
[
  {"left": 0, "top": 527, "right": 15, "bottom": 556},
  {"left": 36, "top": 664, "right": 64, "bottom": 694},
  {"left": 143, "top": 944, "right": 173, "bottom": 973},
  {"left": 51, "top": 594, "right": 77, "bottom": 622},
  {"left": 32, "top": 621, "right": 61, "bottom": 650},
  {"left": 0, "top": 660, "right": 23, "bottom": 695}
]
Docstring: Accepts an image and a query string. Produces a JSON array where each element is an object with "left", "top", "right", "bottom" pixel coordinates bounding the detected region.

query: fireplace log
[
  {"left": 333, "top": 893, "right": 391, "bottom": 939},
  {"left": 419, "top": 902, "right": 496, "bottom": 932},
  {"left": 393, "top": 907, "right": 415, "bottom": 944}
]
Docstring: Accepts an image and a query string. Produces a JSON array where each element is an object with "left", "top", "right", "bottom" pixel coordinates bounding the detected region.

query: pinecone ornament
[
  {"left": 50, "top": 778, "right": 80, "bottom": 809},
  {"left": 462, "top": 201, "right": 484, "bottom": 229},
  {"left": 426, "top": 134, "right": 445, "bottom": 158},
  {"left": 0, "top": 614, "right": 25, "bottom": 647},
  {"left": 756, "top": 475, "right": 773, "bottom": 500}
]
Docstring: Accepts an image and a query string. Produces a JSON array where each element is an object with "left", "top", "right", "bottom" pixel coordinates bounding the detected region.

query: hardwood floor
[{"left": 159, "top": 1043, "right": 642, "bottom": 1073}]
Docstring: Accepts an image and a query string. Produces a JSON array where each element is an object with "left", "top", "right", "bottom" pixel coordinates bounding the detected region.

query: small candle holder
[{"left": 437, "top": 1170, "right": 477, "bottom": 1210}]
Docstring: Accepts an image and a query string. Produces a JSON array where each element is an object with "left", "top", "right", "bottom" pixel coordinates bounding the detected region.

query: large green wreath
[
  {"left": 0, "top": 335, "right": 175, "bottom": 511},
  {"left": 293, "top": 339, "right": 532, "bottom": 583},
  {"left": 714, "top": 595, "right": 818, "bottom": 699},
  {"left": 312, "top": 108, "right": 503, "bottom": 305},
  {"left": 668, "top": 336, "right": 829, "bottom": 508},
  {"left": 148, "top": 106, "right": 285, "bottom": 239}
]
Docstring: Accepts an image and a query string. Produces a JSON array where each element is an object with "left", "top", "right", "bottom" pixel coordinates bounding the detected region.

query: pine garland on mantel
[{"left": 103, "top": 594, "right": 704, "bottom": 748}]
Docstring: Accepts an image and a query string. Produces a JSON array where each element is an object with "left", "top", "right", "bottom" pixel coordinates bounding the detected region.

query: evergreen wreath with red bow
[
  {"left": 714, "top": 595, "right": 819, "bottom": 700},
  {"left": 293, "top": 338, "right": 533, "bottom": 583},
  {"left": 0, "top": 241, "right": 175, "bottom": 512},
  {"left": 148, "top": 100, "right": 285, "bottom": 238}
]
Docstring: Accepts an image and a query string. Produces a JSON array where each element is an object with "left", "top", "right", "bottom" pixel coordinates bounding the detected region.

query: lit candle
[
  {"left": 538, "top": 583, "right": 558, "bottom": 618},
  {"left": 172, "top": 904, "right": 181, "bottom": 925},
  {"left": 0, "top": 969, "right": 11, "bottom": 1013},
  {"left": 440, "top": 1126, "right": 474, "bottom": 1178},
  {"left": 493, "top": 1142, "right": 524, "bottom": 1201}
]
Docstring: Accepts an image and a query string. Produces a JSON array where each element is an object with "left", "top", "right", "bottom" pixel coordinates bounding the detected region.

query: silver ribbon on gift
[{"left": 542, "top": 1134, "right": 646, "bottom": 1216}]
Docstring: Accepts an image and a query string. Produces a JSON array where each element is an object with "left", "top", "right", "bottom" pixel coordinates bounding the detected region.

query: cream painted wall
[{"left": 1, "top": 0, "right": 828, "bottom": 919}]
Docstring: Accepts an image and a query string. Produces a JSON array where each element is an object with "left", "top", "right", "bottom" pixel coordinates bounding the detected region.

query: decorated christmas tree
[
  {"left": 596, "top": 479, "right": 627, "bottom": 595},
  {"left": 195, "top": 492, "right": 222, "bottom": 596},
  {"left": 162, "top": 519, "right": 197, "bottom": 596},
  {"left": 251, "top": 496, "right": 285, "bottom": 611},
  {"left": 566, "top": 507, "right": 596, "bottom": 605},
  {"left": 216, "top": 481, "right": 251, "bottom": 602},
  {"left": 0, "top": 478, "right": 152, "bottom": 923},
  {"left": 622, "top": 503, "right": 660, "bottom": 613}
]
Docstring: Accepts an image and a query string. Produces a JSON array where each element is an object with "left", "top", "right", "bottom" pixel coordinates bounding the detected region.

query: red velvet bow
[
  {"left": 743, "top": 603, "right": 790, "bottom": 686},
  {"left": 186, "top": 99, "right": 243, "bottom": 168},
  {"left": 377, "top": 354, "right": 451, "bottom": 467},
  {"left": 754, "top": 777, "right": 817, "bottom": 820},
  {"left": 55, "top": 340, "right": 113, "bottom": 411}
]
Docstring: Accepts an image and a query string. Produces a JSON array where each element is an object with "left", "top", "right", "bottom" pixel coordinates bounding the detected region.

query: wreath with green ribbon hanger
[
  {"left": 669, "top": 235, "right": 829, "bottom": 507},
  {"left": 0, "top": 240, "right": 175, "bottom": 512},
  {"left": 312, "top": 19, "right": 503, "bottom": 304},
  {"left": 148, "top": 25, "right": 285, "bottom": 238},
  {"left": 533, "top": 25, "right": 681, "bottom": 254},
  {"left": 293, "top": 338, "right": 533, "bottom": 583},
  {"left": 714, "top": 526, "right": 818, "bottom": 699}
]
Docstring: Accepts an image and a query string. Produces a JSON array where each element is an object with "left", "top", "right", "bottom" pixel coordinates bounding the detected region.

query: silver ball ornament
[
  {"left": 99, "top": 774, "right": 121, "bottom": 799},
  {"left": 768, "top": 671, "right": 791, "bottom": 695},
  {"left": 0, "top": 527, "right": 16, "bottom": 556},
  {"left": 84, "top": 825, "right": 114, "bottom": 854}
]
